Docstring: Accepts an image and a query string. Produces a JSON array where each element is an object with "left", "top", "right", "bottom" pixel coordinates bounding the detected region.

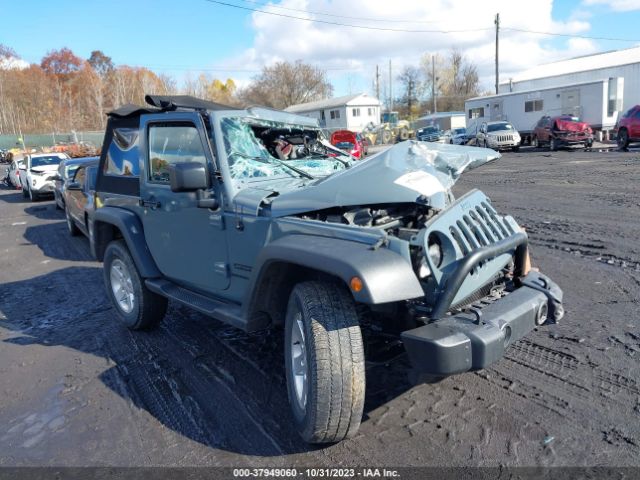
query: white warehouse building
[
  {"left": 499, "top": 46, "right": 640, "bottom": 107},
  {"left": 465, "top": 46, "right": 640, "bottom": 141},
  {"left": 285, "top": 93, "right": 381, "bottom": 132}
]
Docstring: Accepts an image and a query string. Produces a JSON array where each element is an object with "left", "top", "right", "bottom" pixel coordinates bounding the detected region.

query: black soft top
[{"left": 107, "top": 95, "right": 239, "bottom": 118}]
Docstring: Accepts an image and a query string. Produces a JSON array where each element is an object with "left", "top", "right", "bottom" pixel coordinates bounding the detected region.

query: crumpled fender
[{"left": 249, "top": 234, "right": 425, "bottom": 304}]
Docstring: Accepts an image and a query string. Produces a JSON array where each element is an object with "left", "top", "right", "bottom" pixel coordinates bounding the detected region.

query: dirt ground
[{"left": 0, "top": 146, "right": 639, "bottom": 467}]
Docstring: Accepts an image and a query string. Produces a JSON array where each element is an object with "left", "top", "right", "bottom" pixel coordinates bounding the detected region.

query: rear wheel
[
  {"left": 285, "top": 281, "right": 365, "bottom": 444},
  {"left": 617, "top": 129, "right": 629, "bottom": 150},
  {"left": 103, "top": 240, "right": 168, "bottom": 330},
  {"left": 512, "top": 146, "right": 520, "bottom": 152}
]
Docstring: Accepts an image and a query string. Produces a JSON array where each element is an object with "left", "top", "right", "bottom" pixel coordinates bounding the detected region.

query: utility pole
[
  {"left": 495, "top": 12, "right": 500, "bottom": 94},
  {"left": 375, "top": 64, "right": 380, "bottom": 101},
  {"left": 389, "top": 59, "right": 393, "bottom": 112},
  {"left": 432, "top": 55, "right": 437, "bottom": 114}
]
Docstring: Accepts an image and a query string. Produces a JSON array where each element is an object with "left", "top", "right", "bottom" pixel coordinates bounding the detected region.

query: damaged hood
[{"left": 265, "top": 141, "right": 499, "bottom": 217}]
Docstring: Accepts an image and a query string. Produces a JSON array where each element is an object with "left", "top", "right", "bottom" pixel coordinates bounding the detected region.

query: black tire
[
  {"left": 550, "top": 137, "right": 558, "bottom": 152},
  {"left": 512, "top": 146, "right": 520, "bottom": 152},
  {"left": 284, "top": 281, "right": 365, "bottom": 444},
  {"left": 103, "top": 240, "right": 168, "bottom": 330},
  {"left": 65, "top": 207, "right": 80, "bottom": 236},
  {"left": 617, "top": 129, "right": 629, "bottom": 150},
  {"left": 22, "top": 186, "right": 28, "bottom": 198},
  {"left": 28, "top": 186, "right": 38, "bottom": 202},
  {"left": 532, "top": 136, "right": 539, "bottom": 149}
]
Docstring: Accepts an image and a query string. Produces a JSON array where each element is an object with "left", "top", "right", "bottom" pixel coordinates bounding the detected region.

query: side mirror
[
  {"left": 52, "top": 174, "right": 62, "bottom": 181},
  {"left": 67, "top": 181, "right": 81, "bottom": 191},
  {"left": 169, "top": 162, "right": 209, "bottom": 192}
]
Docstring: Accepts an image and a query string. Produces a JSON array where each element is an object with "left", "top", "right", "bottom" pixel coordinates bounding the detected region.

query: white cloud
[
  {"left": 0, "top": 56, "right": 29, "bottom": 70},
  {"left": 218, "top": 0, "right": 598, "bottom": 95},
  {"left": 583, "top": 0, "right": 640, "bottom": 11}
]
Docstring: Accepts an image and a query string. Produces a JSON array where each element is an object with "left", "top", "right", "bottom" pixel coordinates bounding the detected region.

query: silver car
[{"left": 477, "top": 121, "right": 521, "bottom": 152}]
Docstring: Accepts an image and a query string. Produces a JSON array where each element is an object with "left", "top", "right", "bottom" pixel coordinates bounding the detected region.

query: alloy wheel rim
[
  {"left": 110, "top": 259, "right": 135, "bottom": 314},
  {"left": 290, "top": 312, "right": 308, "bottom": 411}
]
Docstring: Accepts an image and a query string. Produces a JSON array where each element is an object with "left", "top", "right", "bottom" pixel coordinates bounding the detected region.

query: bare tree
[
  {"left": 420, "top": 49, "right": 480, "bottom": 113},
  {"left": 396, "top": 66, "right": 424, "bottom": 119},
  {"left": 238, "top": 60, "right": 332, "bottom": 109}
]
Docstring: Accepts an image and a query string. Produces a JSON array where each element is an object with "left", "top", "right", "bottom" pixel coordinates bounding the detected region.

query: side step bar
[{"left": 145, "top": 278, "right": 247, "bottom": 330}]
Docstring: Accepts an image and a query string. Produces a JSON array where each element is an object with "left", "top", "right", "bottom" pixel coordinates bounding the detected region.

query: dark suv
[
  {"left": 92, "top": 95, "right": 564, "bottom": 443},
  {"left": 615, "top": 105, "right": 640, "bottom": 150}
]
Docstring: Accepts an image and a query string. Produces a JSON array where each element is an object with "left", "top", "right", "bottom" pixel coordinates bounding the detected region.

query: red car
[
  {"left": 330, "top": 130, "right": 367, "bottom": 159},
  {"left": 532, "top": 115, "right": 594, "bottom": 151},
  {"left": 615, "top": 105, "right": 640, "bottom": 150}
]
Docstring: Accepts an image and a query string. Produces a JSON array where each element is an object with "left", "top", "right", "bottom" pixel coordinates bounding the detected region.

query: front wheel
[
  {"left": 103, "top": 240, "right": 168, "bottom": 330},
  {"left": 285, "top": 281, "right": 365, "bottom": 444},
  {"left": 617, "top": 129, "right": 629, "bottom": 150},
  {"left": 550, "top": 137, "right": 558, "bottom": 151},
  {"left": 28, "top": 186, "right": 38, "bottom": 202}
]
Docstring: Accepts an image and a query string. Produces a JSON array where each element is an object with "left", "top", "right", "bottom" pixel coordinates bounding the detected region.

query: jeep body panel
[
  {"left": 93, "top": 206, "right": 162, "bottom": 278},
  {"left": 137, "top": 112, "right": 231, "bottom": 293}
]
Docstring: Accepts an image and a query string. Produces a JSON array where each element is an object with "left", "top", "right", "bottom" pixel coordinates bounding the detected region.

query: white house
[{"left": 285, "top": 93, "right": 382, "bottom": 132}]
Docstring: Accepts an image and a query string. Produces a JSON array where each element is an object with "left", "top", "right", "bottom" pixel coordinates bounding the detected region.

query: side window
[
  {"left": 74, "top": 167, "right": 86, "bottom": 186},
  {"left": 634, "top": 109, "right": 640, "bottom": 119},
  {"left": 148, "top": 124, "right": 206, "bottom": 183},
  {"left": 105, "top": 127, "right": 140, "bottom": 177}
]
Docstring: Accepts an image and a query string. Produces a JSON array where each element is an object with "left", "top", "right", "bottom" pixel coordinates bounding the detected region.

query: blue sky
[{"left": 2, "top": 0, "right": 640, "bottom": 97}]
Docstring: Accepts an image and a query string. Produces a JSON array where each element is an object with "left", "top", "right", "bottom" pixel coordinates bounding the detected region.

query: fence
[{"left": 0, "top": 131, "right": 105, "bottom": 151}]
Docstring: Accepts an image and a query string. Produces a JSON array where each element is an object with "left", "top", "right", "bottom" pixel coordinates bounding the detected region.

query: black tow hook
[{"left": 520, "top": 271, "right": 564, "bottom": 323}]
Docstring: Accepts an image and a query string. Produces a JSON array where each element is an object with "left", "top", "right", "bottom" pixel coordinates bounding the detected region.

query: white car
[
  {"left": 476, "top": 121, "right": 521, "bottom": 152},
  {"left": 7, "top": 158, "right": 26, "bottom": 189},
  {"left": 444, "top": 127, "right": 470, "bottom": 145},
  {"left": 21, "top": 153, "right": 69, "bottom": 201}
]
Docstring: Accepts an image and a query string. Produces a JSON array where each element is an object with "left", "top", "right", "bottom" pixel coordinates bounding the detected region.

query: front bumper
[
  {"left": 555, "top": 134, "right": 592, "bottom": 146},
  {"left": 401, "top": 271, "right": 564, "bottom": 376},
  {"left": 488, "top": 141, "right": 520, "bottom": 149},
  {"left": 31, "top": 180, "right": 55, "bottom": 194}
]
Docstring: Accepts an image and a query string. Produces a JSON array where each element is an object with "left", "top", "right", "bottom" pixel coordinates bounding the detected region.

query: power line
[
  {"left": 236, "top": 0, "right": 442, "bottom": 24},
  {"left": 202, "top": 0, "right": 493, "bottom": 34},
  {"left": 206, "top": 0, "right": 640, "bottom": 42},
  {"left": 502, "top": 27, "right": 640, "bottom": 43}
]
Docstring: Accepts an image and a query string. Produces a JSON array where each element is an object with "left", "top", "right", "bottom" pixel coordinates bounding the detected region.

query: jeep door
[{"left": 139, "top": 113, "right": 230, "bottom": 293}]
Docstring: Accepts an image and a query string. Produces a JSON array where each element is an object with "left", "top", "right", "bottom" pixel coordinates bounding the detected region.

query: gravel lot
[{"left": 0, "top": 146, "right": 639, "bottom": 467}]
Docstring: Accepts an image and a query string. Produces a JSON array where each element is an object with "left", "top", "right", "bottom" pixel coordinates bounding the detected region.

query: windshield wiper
[{"left": 229, "top": 150, "right": 314, "bottom": 180}]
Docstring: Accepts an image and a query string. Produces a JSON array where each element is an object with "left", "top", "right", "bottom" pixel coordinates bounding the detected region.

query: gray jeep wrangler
[{"left": 93, "top": 95, "right": 564, "bottom": 444}]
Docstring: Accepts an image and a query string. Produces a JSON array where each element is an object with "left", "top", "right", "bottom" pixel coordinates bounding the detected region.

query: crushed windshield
[{"left": 220, "top": 116, "right": 350, "bottom": 182}]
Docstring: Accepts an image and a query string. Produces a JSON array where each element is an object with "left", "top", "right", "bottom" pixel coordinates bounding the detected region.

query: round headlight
[{"left": 427, "top": 238, "right": 443, "bottom": 268}]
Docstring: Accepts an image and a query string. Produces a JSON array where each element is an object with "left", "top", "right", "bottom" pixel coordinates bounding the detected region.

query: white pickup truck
[{"left": 21, "top": 153, "right": 69, "bottom": 201}]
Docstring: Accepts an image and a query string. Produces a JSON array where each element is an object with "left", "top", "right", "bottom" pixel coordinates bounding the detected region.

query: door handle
[{"left": 139, "top": 198, "right": 161, "bottom": 209}]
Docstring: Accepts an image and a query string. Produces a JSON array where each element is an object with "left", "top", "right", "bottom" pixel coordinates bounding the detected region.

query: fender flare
[
  {"left": 93, "top": 207, "right": 161, "bottom": 278},
  {"left": 247, "top": 234, "right": 424, "bottom": 306}
]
